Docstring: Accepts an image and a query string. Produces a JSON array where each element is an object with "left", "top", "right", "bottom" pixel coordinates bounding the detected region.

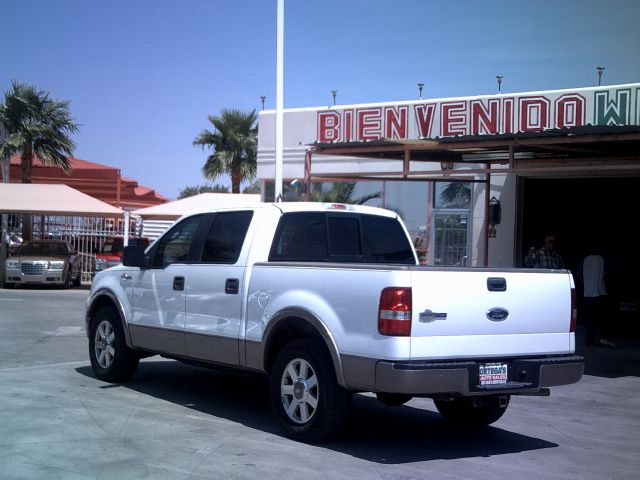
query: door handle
[
  {"left": 225, "top": 278, "right": 239, "bottom": 295},
  {"left": 173, "top": 276, "right": 185, "bottom": 291},
  {"left": 487, "top": 277, "right": 507, "bottom": 292}
]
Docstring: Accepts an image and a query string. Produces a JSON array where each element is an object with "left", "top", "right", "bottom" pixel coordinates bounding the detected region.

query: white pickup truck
[{"left": 86, "top": 202, "right": 583, "bottom": 441}]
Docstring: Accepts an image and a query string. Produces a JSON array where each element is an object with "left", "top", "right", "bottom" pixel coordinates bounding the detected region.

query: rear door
[{"left": 184, "top": 210, "right": 254, "bottom": 365}]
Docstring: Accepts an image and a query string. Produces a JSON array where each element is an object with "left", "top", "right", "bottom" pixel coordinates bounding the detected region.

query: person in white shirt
[{"left": 579, "top": 252, "right": 615, "bottom": 347}]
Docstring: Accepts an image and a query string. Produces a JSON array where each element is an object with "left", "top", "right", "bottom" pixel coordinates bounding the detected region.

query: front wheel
[
  {"left": 434, "top": 395, "right": 510, "bottom": 427},
  {"left": 270, "top": 338, "right": 352, "bottom": 442},
  {"left": 88, "top": 306, "right": 139, "bottom": 383}
]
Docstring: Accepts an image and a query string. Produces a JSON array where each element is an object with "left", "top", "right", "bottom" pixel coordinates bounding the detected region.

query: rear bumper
[{"left": 342, "top": 354, "right": 584, "bottom": 395}]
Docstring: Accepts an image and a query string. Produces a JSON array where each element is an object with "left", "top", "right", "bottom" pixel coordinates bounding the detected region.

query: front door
[{"left": 129, "top": 214, "right": 206, "bottom": 355}]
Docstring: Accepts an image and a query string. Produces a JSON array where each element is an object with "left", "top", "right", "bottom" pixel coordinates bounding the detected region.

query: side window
[
  {"left": 200, "top": 211, "right": 253, "bottom": 264},
  {"left": 151, "top": 215, "right": 203, "bottom": 268},
  {"left": 269, "top": 212, "right": 328, "bottom": 261}
]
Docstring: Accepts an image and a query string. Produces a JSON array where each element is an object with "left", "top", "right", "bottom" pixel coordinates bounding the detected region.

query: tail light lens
[
  {"left": 378, "top": 287, "right": 412, "bottom": 336},
  {"left": 570, "top": 287, "right": 577, "bottom": 332}
]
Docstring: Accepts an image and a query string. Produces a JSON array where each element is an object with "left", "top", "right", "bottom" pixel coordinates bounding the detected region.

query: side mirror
[{"left": 123, "top": 245, "right": 148, "bottom": 268}]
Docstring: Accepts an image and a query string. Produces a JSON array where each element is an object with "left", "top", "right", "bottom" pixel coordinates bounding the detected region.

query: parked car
[
  {"left": 94, "top": 236, "right": 150, "bottom": 275},
  {"left": 5, "top": 240, "right": 82, "bottom": 288}
]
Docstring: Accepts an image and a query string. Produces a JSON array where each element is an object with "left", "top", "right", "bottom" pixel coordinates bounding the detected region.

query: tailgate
[{"left": 409, "top": 268, "right": 574, "bottom": 359}]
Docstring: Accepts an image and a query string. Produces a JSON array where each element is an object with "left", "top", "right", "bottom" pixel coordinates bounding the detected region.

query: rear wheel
[
  {"left": 88, "top": 306, "right": 139, "bottom": 382},
  {"left": 434, "top": 395, "right": 510, "bottom": 427},
  {"left": 270, "top": 338, "right": 352, "bottom": 442}
]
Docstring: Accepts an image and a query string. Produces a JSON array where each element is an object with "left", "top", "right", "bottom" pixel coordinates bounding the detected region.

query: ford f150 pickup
[{"left": 86, "top": 202, "right": 583, "bottom": 441}]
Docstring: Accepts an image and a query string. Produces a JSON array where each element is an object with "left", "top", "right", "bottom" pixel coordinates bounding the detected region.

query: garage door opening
[{"left": 521, "top": 177, "right": 640, "bottom": 338}]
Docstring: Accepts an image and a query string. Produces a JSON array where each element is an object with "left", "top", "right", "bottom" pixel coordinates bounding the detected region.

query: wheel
[
  {"left": 88, "top": 306, "right": 139, "bottom": 383},
  {"left": 270, "top": 338, "right": 352, "bottom": 442},
  {"left": 376, "top": 392, "right": 413, "bottom": 407},
  {"left": 434, "top": 395, "right": 510, "bottom": 427}
]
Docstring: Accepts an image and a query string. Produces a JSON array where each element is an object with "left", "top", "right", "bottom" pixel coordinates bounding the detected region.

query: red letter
[
  {"left": 384, "top": 106, "right": 408, "bottom": 139},
  {"left": 317, "top": 111, "right": 341, "bottom": 142},
  {"left": 415, "top": 104, "right": 436, "bottom": 138},
  {"left": 441, "top": 101, "right": 467, "bottom": 136},
  {"left": 343, "top": 110, "right": 353, "bottom": 142},
  {"left": 471, "top": 99, "right": 500, "bottom": 135},
  {"left": 555, "top": 94, "right": 585, "bottom": 129},
  {"left": 502, "top": 98, "right": 514, "bottom": 133},
  {"left": 519, "top": 96, "right": 550, "bottom": 132},
  {"left": 357, "top": 108, "right": 382, "bottom": 141}
]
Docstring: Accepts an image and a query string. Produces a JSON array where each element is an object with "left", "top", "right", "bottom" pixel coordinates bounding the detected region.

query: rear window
[{"left": 269, "top": 212, "right": 415, "bottom": 264}]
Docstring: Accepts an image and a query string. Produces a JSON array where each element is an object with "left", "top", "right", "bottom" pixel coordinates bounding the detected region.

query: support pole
[
  {"left": 274, "top": 0, "right": 284, "bottom": 201},
  {"left": 483, "top": 167, "right": 491, "bottom": 267},
  {"left": 123, "top": 211, "right": 130, "bottom": 247},
  {"left": 304, "top": 150, "right": 312, "bottom": 201}
]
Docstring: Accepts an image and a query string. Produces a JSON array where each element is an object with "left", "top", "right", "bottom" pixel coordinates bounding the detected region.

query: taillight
[
  {"left": 570, "top": 287, "right": 577, "bottom": 332},
  {"left": 378, "top": 287, "right": 412, "bottom": 336}
]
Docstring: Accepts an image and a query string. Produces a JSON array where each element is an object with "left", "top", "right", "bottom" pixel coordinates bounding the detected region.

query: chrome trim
[
  {"left": 255, "top": 307, "right": 346, "bottom": 387},
  {"left": 86, "top": 288, "right": 132, "bottom": 347}
]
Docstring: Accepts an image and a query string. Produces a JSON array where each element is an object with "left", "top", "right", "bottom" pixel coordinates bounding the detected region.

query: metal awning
[{"left": 308, "top": 125, "right": 640, "bottom": 181}]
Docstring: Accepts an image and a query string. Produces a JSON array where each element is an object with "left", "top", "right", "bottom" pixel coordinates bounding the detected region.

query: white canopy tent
[
  {"left": 131, "top": 193, "right": 262, "bottom": 241},
  {"left": 0, "top": 184, "right": 124, "bottom": 217},
  {"left": 132, "top": 193, "right": 261, "bottom": 220},
  {"left": 0, "top": 184, "right": 125, "bottom": 286}
]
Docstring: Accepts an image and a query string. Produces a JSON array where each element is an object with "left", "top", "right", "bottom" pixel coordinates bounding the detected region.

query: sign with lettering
[{"left": 316, "top": 84, "right": 640, "bottom": 143}]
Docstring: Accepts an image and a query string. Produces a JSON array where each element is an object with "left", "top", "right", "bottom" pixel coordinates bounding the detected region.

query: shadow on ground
[
  {"left": 76, "top": 361, "right": 556, "bottom": 464},
  {"left": 575, "top": 324, "right": 640, "bottom": 378}
]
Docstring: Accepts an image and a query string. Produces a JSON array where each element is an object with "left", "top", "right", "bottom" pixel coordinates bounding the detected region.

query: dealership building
[{"left": 257, "top": 83, "right": 640, "bottom": 322}]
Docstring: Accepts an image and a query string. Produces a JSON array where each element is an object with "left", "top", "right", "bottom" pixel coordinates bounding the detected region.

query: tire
[
  {"left": 376, "top": 392, "right": 413, "bottom": 407},
  {"left": 270, "top": 338, "right": 352, "bottom": 442},
  {"left": 88, "top": 306, "right": 139, "bottom": 383},
  {"left": 434, "top": 395, "right": 510, "bottom": 427}
]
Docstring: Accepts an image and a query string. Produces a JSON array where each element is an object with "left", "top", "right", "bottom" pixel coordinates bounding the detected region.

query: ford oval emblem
[{"left": 486, "top": 308, "right": 509, "bottom": 321}]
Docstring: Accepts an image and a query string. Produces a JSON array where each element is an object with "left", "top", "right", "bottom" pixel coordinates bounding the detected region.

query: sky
[{"left": 2, "top": 0, "right": 639, "bottom": 199}]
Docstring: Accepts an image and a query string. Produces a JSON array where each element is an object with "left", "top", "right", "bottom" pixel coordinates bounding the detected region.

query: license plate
[{"left": 479, "top": 362, "right": 508, "bottom": 386}]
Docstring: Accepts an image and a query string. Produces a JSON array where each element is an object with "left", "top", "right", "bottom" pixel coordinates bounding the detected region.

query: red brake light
[
  {"left": 378, "top": 287, "right": 412, "bottom": 336},
  {"left": 570, "top": 287, "right": 577, "bottom": 332}
]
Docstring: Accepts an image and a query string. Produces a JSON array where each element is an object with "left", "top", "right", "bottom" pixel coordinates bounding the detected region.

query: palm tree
[
  {"left": 0, "top": 81, "right": 79, "bottom": 240},
  {"left": 193, "top": 109, "right": 258, "bottom": 194},
  {"left": 439, "top": 181, "right": 471, "bottom": 208},
  {"left": 311, "top": 182, "right": 382, "bottom": 205},
  {"left": 0, "top": 81, "right": 78, "bottom": 183},
  {"left": 178, "top": 183, "right": 229, "bottom": 199}
]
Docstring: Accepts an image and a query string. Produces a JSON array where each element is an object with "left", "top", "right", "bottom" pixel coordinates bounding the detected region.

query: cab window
[{"left": 151, "top": 215, "right": 203, "bottom": 268}]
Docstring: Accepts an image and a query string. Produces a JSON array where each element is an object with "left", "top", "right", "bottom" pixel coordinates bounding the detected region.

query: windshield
[{"left": 15, "top": 242, "right": 68, "bottom": 256}]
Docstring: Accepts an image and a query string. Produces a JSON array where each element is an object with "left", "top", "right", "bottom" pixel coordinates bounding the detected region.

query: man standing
[
  {"left": 579, "top": 252, "right": 616, "bottom": 347},
  {"left": 524, "top": 235, "right": 564, "bottom": 269}
]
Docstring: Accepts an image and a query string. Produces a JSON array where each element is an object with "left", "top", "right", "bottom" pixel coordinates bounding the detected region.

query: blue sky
[{"left": 2, "top": 0, "right": 639, "bottom": 199}]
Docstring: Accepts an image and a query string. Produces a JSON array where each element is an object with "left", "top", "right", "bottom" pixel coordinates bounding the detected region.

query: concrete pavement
[{"left": 1, "top": 287, "right": 639, "bottom": 479}]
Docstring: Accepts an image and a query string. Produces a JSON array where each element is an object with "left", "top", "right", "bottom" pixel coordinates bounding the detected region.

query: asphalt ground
[{"left": 1, "top": 287, "right": 639, "bottom": 480}]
